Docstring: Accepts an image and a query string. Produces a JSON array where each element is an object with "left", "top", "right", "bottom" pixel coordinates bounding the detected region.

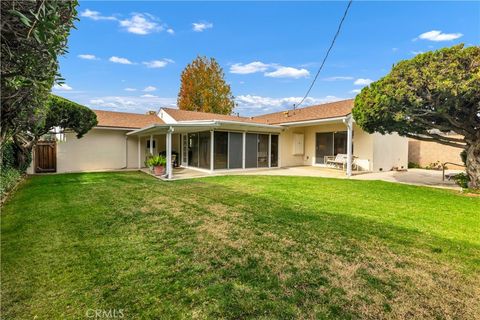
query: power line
[{"left": 295, "top": 0, "right": 353, "bottom": 109}]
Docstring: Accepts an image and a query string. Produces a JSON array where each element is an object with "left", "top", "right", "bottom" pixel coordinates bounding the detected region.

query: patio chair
[
  {"left": 324, "top": 154, "right": 360, "bottom": 171},
  {"left": 325, "top": 154, "right": 348, "bottom": 170}
]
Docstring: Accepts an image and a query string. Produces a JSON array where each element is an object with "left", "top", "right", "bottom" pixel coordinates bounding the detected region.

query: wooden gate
[{"left": 35, "top": 141, "right": 57, "bottom": 173}]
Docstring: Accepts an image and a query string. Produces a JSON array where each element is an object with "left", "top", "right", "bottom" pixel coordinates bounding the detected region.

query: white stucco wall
[
  {"left": 278, "top": 122, "right": 406, "bottom": 172},
  {"left": 56, "top": 128, "right": 130, "bottom": 173},
  {"left": 372, "top": 132, "right": 408, "bottom": 171}
]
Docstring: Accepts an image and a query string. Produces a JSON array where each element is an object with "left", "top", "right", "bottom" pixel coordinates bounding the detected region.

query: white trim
[
  {"left": 210, "top": 130, "right": 214, "bottom": 172},
  {"left": 344, "top": 116, "right": 353, "bottom": 177},
  {"left": 242, "top": 132, "right": 246, "bottom": 169},
  {"left": 159, "top": 109, "right": 178, "bottom": 124},
  {"left": 279, "top": 116, "right": 349, "bottom": 127},
  {"left": 137, "top": 136, "right": 141, "bottom": 169},
  {"left": 268, "top": 134, "right": 271, "bottom": 168}
]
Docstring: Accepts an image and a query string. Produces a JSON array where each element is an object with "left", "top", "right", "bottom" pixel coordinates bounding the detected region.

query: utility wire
[{"left": 295, "top": 0, "right": 353, "bottom": 109}]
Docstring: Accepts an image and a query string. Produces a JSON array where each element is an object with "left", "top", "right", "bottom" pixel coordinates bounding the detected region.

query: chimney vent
[{"left": 146, "top": 110, "right": 156, "bottom": 115}]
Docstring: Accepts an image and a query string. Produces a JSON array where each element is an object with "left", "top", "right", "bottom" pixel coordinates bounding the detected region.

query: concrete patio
[{"left": 143, "top": 166, "right": 462, "bottom": 190}]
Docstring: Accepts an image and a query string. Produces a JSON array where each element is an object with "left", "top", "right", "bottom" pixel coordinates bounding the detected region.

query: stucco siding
[
  {"left": 57, "top": 129, "right": 129, "bottom": 173},
  {"left": 372, "top": 132, "right": 408, "bottom": 171},
  {"left": 408, "top": 137, "right": 463, "bottom": 169},
  {"left": 279, "top": 128, "right": 305, "bottom": 167}
]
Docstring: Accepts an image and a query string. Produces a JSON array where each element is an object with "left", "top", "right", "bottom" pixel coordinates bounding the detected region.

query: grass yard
[{"left": 1, "top": 172, "right": 479, "bottom": 319}]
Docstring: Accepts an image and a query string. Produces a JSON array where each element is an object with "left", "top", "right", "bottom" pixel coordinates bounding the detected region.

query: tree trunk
[{"left": 465, "top": 140, "right": 480, "bottom": 189}]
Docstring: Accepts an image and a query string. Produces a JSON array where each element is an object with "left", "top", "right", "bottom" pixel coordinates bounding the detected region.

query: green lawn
[{"left": 1, "top": 172, "right": 479, "bottom": 319}]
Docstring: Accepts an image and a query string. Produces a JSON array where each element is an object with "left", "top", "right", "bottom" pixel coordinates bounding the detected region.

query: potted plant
[{"left": 146, "top": 155, "right": 167, "bottom": 176}]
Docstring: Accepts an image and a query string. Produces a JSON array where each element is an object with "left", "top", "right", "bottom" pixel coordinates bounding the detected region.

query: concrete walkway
[{"left": 144, "top": 166, "right": 462, "bottom": 190}]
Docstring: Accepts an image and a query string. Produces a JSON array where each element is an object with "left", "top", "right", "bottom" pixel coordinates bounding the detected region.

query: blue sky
[{"left": 53, "top": 1, "right": 479, "bottom": 116}]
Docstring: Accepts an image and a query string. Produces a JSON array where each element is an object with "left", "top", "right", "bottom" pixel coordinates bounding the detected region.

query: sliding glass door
[{"left": 315, "top": 132, "right": 348, "bottom": 164}]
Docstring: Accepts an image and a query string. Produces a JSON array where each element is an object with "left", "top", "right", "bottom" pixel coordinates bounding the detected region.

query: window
[
  {"left": 270, "top": 135, "right": 279, "bottom": 167},
  {"left": 245, "top": 133, "right": 257, "bottom": 168},
  {"left": 188, "top": 133, "right": 199, "bottom": 167},
  {"left": 214, "top": 132, "right": 228, "bottom": 169},
  {"left": 257, "top": 134, "right": 269, "bottom": 168},
  {"left": 228, "top": 132, "right": 243, "bottom": 169},
  {"left": 293, "top": 133, "right": 304, "bottom": 155},
  {"left": 146, "top": 140, "right": 156, "bottom": 149},
  {"left": 198, "top": 131, "right": 211, "bottom": 169}
]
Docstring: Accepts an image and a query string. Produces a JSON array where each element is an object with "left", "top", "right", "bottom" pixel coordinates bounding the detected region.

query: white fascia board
[
  {"left": 159, "top": 109, "right": 178, "bottom": 124},
  {"left": 279, "top": 115, "right": 350, "bottom": 127},
  {"left": 126, "top": 122, "right": 219, "bottom": 136}
]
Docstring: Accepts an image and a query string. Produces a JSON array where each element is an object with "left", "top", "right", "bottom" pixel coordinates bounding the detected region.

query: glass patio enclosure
[{"left": 184, "top": 131, "right": 279, "bottom": 170}]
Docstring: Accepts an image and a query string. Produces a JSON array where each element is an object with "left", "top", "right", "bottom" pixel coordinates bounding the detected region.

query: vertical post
[
  {"left": 346, "top": 116, "right": 353, "bottom": 177},
  {"left": 268, "top": 134, "right": 272, "bottom": 168},
  {"left": 210, "top": 130, "right": 214, "bottom": 172},
  {"left": 242, "top": 132, "right": 246, "bottom": 169},
  {"left": 149, "top": 134, "right": 153, "bottom": 155},
  {"left": 137, "top": 136, "right": 141, "bottom": 169},
  {"left": 166, "top": 128, "right": 173, "bottom": 179}
]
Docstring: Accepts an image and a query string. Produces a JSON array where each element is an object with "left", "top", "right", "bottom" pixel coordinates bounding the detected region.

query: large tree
[
  {"left": 177, "top": 56, "right": 235, "bottom": 114},
  {"left": 1, "top": 0, "right": 79, "bottom": 169},
  {"left": 352, "top": 45, "right": 480, "bottom": 188}
]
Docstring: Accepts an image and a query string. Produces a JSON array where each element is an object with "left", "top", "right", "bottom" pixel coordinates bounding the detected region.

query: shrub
[
  {"left": 408, "top": 162, "right": 421, "bottom": 169},
  {"left": 147, "top": 155, "right": 166, "bottom": 167},
  {"left": 1, "top": 167, "right": 22, "bottom": 200},
  {"left": 453, "top": 172, "right": 470, "bottom": 189}
]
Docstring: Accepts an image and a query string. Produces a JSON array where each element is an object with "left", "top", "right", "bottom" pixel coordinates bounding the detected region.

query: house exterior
[
  {"left": 28, "top": 99, "right": 408, "bottom": 178},
  {"left": 408, "top": 135, "right": 464, "bottom": 169}
]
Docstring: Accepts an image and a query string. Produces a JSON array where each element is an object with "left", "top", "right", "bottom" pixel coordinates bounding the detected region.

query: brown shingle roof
[
  {"left": 252, "top": 99, "right": 354, "bottom": 124},
  {"left": 162, "top": 108, "right": 267, "bottom": 124},
  {"left": 93, "top": 110, "right": 164, "bottom": 129}
]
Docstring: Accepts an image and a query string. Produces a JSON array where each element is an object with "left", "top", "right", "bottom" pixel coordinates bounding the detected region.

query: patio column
[
  {"left": 137, "top": 136, "right": 141, "bottom": 169},
  {"left": 149, "top": 134, "right": 153, "bottom": 155},
  {"left": 345, "top": 116, "right": 353, "bottom": 177},
  {"left": 268, "top": 134, "right": 272, "bottom": 168},
  {"left": 166, "top": 127, "right": 173, "bottom": 179},
  {"left": 242, "top": 132, "right": 246, "bottom": 169},
  {"left": 210, "top": 130, "right": 214, "bottom": 172}
]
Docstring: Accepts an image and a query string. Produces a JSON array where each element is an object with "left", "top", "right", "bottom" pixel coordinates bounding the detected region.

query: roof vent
[
  {"left": 146, "top": 110, "right": 156, "bottom": 115},
  {"left": 283, "top": 111, "right": 289, "bottom": 117}
]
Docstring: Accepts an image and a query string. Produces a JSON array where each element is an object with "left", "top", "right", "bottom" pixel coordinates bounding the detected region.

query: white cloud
[
  {"left": 417, "top": 30, "right": 463, "bottom": 42},
  {"left": 353, "top": 78, "right": 373, "bottom": 86},
  {"left": 192, "top": 22, "right": 213, "bottom": 32},
  {"left": 167, "top": 28, "right": 175, "bottom": 34},
  {"left": 87, "top": 95, "right": 176, "bottom": 113},
  {"left": 350, "top": 89, "right": 361, "bottom": 94},
  {"left": 230, "top": 62, "right": 270, "bottom": 74},
  {"left": 124, "top": 88, "right": 137, "bottom": 92},
  {"left": 141, "top": 94, "right": 158, "bottom": 98},
  {"left": 119, "top": 13, "right": 163, "bottom": 35},
  {"left": 411, "top": 50, "right": 425, "bottom": 55},
  {"left": 143, "top": 86, "right": 157, "bottom": 92},
  {"left": 322, "top": 76, "right": 354, "bottom": 81},
  {"left": 264, "top": 66, "right": 310, "bottom": 79},
  {"left": 142, "top": 59, "right": 174, "bottom": 68},
  {"left": 53, "top": 83, "right": 73, "bottom": 91},
  {"left": 235, "top": 95, "right": 342, "bottom": 116},
  {"left": 78, "top": 54, "right": 98, "bottom": 60},
  {"left": 80, "top": 9, "right": 117, "bottom": 21},
  {"left": 109, "top": 56, "right": 133, "bottom": 64}
]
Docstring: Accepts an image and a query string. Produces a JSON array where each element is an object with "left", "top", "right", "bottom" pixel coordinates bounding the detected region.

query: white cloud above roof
[
  {"left": 109, "top": 56, "right": 133, "bottom": 64},
  {"left": 417, "top": 30, "right": 463, "bottom": 42},
  {"left": 80, "top": 9, "right": 117, "bottom": 21},
  {"left": 143, "top": 86, "right": 157, "bottom": 92},
  {"left": 264, "top": 66, "right": 310, "bottom": 79},
  {"left": 142, "top": 59, "right": 174, "bottom": 68},
  {"left": 353, "top": 78, "right": 373, "bottom": 86},
  {"left": 53, "top": 83, "right": 73, "bottom": 91},
  {"left": 119, "top": 13, "right": 163, "bottom": 35},
  {"left": 192, "top": 22, "right": 213, "bottom": 32},
  {"left": 235, "top": 95, "right": 342, "bottom": 116},
  {"left": 78, "top": 54, "right": 98, "bottom": 60},
  {"left": 230, "top": 62, "right": 270, "bottom": 74}
]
